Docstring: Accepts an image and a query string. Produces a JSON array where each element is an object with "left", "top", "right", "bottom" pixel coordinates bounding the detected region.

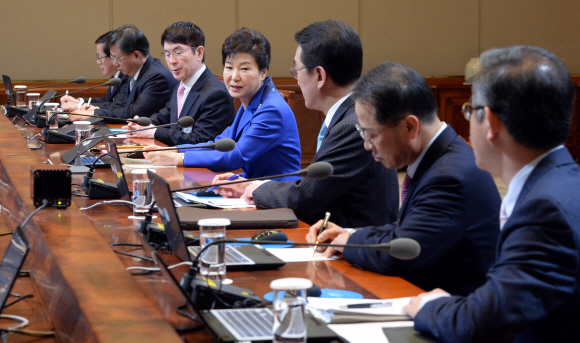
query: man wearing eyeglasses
[
  {"left": 401, "top": 46, "right": 580, "bottom": 343},
  {"left": 305, "top": 61, "right": 501, "bottom": 296},
  {"left": 122, "top": 22, "right": 234, "bottom": 146},
  {"left": 60, "top": 31, "right": 129, "bottom": 111},
  {"left": 214, "top": 20, "right": 399, "bottom": 229},
  {"left": 69, "top": 24, "right": 177, "bottom": 121}
]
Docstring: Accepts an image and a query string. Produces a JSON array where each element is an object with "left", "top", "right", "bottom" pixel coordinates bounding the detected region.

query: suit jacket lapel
[
  {"left": 127, "top": 56, "right": 154, "bottom": 104},
  {"left": 179, "top": 68, "right": 210, "bottom": 120},
  {"left": 327, "top": 96, "right": 355, "bottom": 137},
  {"left": 399, "top": 126, "right": 458, "bottom": 217},
  {"left": 234, "top": 77, "right": 274, "bottom": 140}
]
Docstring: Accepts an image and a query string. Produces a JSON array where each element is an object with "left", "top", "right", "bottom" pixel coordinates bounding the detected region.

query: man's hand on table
[
  {"left": 402, "top": 288, "right": 451, "bottom": 318},
  {"left": 122, "top": 117, "right": 156, "bottom": 138},
  {"left": 69, "top": 110, "right": 94, "bottom": 122},
  {"left": 143, "top": 145, "right": 184, "bottom": 166}
]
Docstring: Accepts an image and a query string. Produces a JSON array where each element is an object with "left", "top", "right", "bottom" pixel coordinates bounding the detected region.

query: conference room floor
[{"left": 397, "top": 171, "right": 507, "bottom": 198}]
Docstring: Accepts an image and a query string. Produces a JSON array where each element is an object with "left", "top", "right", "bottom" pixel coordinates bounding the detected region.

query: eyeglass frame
[
  {"left": 161, "top": 47, "right": 196, "bottom": 60},
  {"left": 461, "top": 102, "right": 489, "bottom": 121},
  {"left": 354, "top": 123, "right": 389, "bottom": 144},
  {"left": 110, "top": 54, "right": 128, "bottom": 65},
  {"left": 96, "top": 54, "right": 109, "bottom": 62},
  {"left": 290, "top": 66, "right": 308, "bottom": 79}
]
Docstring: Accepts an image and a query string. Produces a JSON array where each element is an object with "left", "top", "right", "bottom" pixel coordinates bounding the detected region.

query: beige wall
[{"left": 1, "top": 0, "right": 579, "bottom": 80}]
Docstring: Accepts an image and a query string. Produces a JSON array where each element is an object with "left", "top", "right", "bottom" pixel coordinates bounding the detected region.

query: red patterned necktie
[{"left": 400, "top": 173, "right": 412, "bottom": 206}]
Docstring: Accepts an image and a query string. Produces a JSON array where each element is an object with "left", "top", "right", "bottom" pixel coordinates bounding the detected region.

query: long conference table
[{"left": 0, "top": 114, "right": 423, "bottom": 342}]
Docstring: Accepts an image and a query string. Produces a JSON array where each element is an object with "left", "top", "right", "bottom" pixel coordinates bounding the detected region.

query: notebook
[
  {"left": 0, "top": 226, "right": 30, "bottom": 311},
  {"left": 152, "top": 251, "right": 338, "bottom": 343},
  {"left": 148, "top": 170, "right": 286, "bottom": 271}
]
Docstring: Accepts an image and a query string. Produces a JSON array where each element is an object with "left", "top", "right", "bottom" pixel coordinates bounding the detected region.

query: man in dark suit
[
  {"left": 60, "top": 30, "right": 129, "bottom": 111},
  {"left": 124, "top": 22, "right": 234, "bottom": 146},
  {"left": 307, "top": 62, "right": 501, "bottom": 296},
  {"left": 403, "top": 46, "right": 580, "bottom": 342},
  {"left": 69, "top": 24, "right": 177, "bottom": 121},
  {"left": 215, "top": 20, "right": 399, "bottom": 228}
]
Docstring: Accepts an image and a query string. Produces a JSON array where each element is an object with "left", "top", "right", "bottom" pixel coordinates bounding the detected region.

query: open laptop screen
[
  {"left": 103, "top": 137, "right": 131, "bottom": 202},
  {"left": 149, "top": 171, "right": 190, "bottom": 262},
  {"left": 0, "top": 226, "right": 30, "bottom": 311}
]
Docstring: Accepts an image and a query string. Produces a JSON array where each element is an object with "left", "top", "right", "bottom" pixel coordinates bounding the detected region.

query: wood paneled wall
[{"left": 1, "top": 1, "right": 580, "bottom": 80}]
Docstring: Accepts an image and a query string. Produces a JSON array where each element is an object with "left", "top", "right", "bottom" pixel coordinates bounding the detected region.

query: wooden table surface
[{"left": 0, "top": 116, "right": 423, "bottom": 342}]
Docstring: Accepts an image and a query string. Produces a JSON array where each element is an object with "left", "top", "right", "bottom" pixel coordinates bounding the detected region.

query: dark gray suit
[
  {"left": 149, "top": 67, "right": 235, "bottom": 146},
  {"left": 252, "top": 95, "right": 399, "bottom": 227},
  {"left": 85, "top": 73, "right": 129, "bottom": 109}
]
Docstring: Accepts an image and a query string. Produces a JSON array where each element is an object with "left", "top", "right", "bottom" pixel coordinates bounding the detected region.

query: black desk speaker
[{"left": 30, "top": 165, "right": 71, "bottom": 208}]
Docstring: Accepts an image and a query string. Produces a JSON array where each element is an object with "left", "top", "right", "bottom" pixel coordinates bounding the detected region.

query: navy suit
[
  {"left": 180, "top": 77, "right": 301, "bottom": 181},
  {"left": 149, "top": 67, "right": 235, "bottom": 146},
  {"left": 344, "top": 126, "right": 501, "bottom": 295},
  {"left": 415, "top": 148, "right": 580, "bottom": 343},
  {"left": 250, "top": 95, "right": 399, "bottom": 227},
  {"left": 94, "top": 56, "right": 178, "bottom": 119},
  {"left": 86, "top": 73, "right": 129, "bottom": 109}
]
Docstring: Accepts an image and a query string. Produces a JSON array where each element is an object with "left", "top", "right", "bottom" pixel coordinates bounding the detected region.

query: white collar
[
  {"left": 133, "top": 65, "right": 143, "bottom": 81},
  {"left": 500, "top": 145, "right": 564, "bottom": 227},
  {"left": 113, "top": 71, "right": 121, "bottom": 78},
  {"left": 324, "top": 93, "right": 351, "bottom": 128},
  {"left": 182, "top": 64, "right": 206, "bottom": 90},
  {"left": 407, "top": 122, "right": 447, "bottom": 178}
]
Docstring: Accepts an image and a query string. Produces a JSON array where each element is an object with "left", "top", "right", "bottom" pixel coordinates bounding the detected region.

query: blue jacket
[
  {"left": 180, "top": 77, "right": 301, "bottom": 181},
  {"left": 415, "top": 147, "right": 580, "bottom": 343},
  {"left": 344, "top": 126, "right": 501, "bottom": 296}
]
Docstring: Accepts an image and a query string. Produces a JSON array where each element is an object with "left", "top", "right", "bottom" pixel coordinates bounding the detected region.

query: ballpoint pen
[
  {"left": 340, "top": 301, "right": 392, "bottom": 309},
  {"left": 312, "top": 212, "right": 331, "bottom": 256},
  {"left": 206, "top": 172, "right": 243, "bottom": 193},
  {"left": 85, "top": 97, "right": 92, "bottom": 110}
]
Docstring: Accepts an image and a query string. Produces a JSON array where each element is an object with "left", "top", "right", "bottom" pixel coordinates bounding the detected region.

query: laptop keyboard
[
  {"left": 211, "top": 308, "right": 273, "bottom": 341},
  {"left": 188, "top": 246, "right": 254, "bottom": 265},
  {"left": 81, "top": 156, "right": 105, "bottom": 165}
]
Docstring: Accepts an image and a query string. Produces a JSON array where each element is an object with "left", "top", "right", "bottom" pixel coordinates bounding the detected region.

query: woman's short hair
[{"left": 221, "top": 28, "right": 270, "bottom": 71}]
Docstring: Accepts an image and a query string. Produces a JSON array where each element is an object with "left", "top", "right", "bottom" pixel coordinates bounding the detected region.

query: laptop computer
[
  {"left": 60, "top": 127, "right": 113, "bottom": 165},
  {"left": 0, "top": 226, "right": 31, "bottom": 311},
  {"left": 152, "top": 251, "right": 338, "bottom": 343},
  {"left": 148, "top": 170, "right": 286, "bottom": 271}
]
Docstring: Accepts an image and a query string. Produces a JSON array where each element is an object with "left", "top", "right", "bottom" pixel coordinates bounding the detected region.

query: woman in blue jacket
[{"left": 144, "top": 28, "right": 301, "bottom": 181}]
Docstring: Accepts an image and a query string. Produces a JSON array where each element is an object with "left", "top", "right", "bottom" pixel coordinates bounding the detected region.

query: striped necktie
[
  {"left": 400, "top": 173, "right": 412, "bottom": 206},
  {"left": 317, "top": 122, "right": 328, "bottom": 152}
]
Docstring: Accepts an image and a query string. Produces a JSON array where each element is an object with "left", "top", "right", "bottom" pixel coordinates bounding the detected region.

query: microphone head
[
  {"left": 177, "top": 116, "right": 194, "bottom": 128},
  {"left": 74, "top": 76, "right": 86, "bottom": 84},
  {"left": 214, "top": 138, "right": 236, "bottom": 152},
  {"left": 389, "top": 238, "right": 421, "bottom": 260},
  {"left": 107, "top": 78, "right": 122, "bottom": 86},
  {"left": 305, "top": 162, "right": 333, "bottom": 179},
  {"left": 136, "top": 117, "right": 152, "bottom": 126}
]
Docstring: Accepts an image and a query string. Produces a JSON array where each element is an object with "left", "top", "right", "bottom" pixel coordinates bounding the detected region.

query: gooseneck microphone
[
  {"left": 179, "top": 236, "right": 421, "bottom": 296},
  {"left": 55, "top": 112, "right": 153, "bottom": 125},
  {"left": 119, "top": 138, "right": 237, "bottom": 154},
  {"left": 56, "top": 78, "right": 121, "bottom": 98},
  {"left": 172, "top": 161, "right": 334, "bottom": 192},
  {"left": 69, "top": 116, "right": 195, "bottom": 173},
  {"left": 9, "top": 76, "right": 86, "bottom": 98}
]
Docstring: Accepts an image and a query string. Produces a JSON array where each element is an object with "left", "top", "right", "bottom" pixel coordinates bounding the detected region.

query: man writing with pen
[{"left": 306, "top": 61, "right": 501, "bottom": 296}]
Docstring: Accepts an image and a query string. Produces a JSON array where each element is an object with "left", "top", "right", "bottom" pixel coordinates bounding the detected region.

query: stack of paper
[{"left": 174, "top": 192, "right": 256, "bottom": 209}]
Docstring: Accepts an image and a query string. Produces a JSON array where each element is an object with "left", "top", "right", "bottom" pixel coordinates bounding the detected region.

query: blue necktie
[{"left": 317, "top": 122, "right": 328, "bottom": 152}]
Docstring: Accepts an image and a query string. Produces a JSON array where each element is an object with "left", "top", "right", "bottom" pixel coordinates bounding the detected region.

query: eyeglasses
[
  {"left": 290, "top": 66, "right": 307, "bottom": 79},
  {"left": 355, "top": 123, "right": 388, "bottom": 144},
  {"left": 161, "top": 47, "right": 195, "bottom": 59},
  {"left": 462, "top": 102, "right": 488, "bottom": 121},
  {"left": 111, "top": 54, "right": 127, "bottom": 65},
  {"left": 96, "top": 54, "right": 108, "bottom": 62}
]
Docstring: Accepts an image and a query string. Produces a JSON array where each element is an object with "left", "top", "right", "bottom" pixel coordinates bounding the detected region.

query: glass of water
[
  {"left": 75, "top": 121, "right": 91, "bottom": 145},
  {"left": 131, "top": 169, "right": 153, "bottom": 219},
  {"left": 198, "top": 218, "right": 230, "bottom": 280},
  {"left": 270, "top": 278, "right": 312, "bottom": 343},
  {"left": 44, "top": 102, "right": 59, "bottom": 129}
]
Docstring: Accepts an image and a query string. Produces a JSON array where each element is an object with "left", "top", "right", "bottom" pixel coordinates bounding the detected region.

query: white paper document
[
  {"left": 174, "top": 192, "right": 256, "bottom": 209},
  {"left": 265, "top": 248, "right": 339, "bottom": 262},
  {"left": 308, "top": 297, "right": 412, "bottom": 316}
]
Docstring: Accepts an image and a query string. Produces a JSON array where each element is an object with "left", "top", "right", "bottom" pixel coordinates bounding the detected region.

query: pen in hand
[
  {"left": 312, "top": 212, "right": 331, "bottom": 256},
  {"left": 85, "top": 97, "right": 92, "bottom": 110},
  {"left": 206, "top": 173, "right": 243, "bottom": 193},
  {"left": 340, "top": 301, "right": 393, "bottom": 309}
]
